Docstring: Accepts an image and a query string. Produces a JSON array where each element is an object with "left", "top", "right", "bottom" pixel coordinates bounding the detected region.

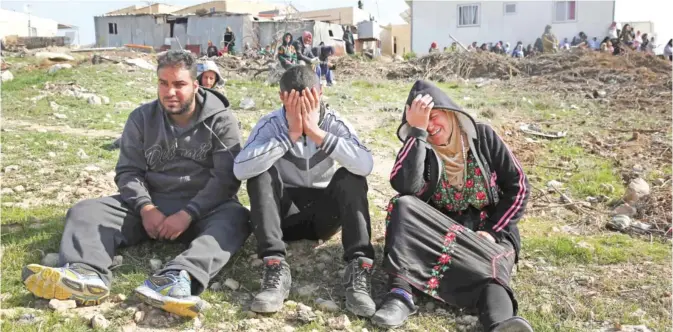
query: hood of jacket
[
  {"left": 397, "top": 80, "right": 478, "bottom": 143},
  {"left": 282, "top": 32, "right": 293, "bottom": 46},
  {"left": 196, "top": 60, "right": 223, "bottom": 86}
]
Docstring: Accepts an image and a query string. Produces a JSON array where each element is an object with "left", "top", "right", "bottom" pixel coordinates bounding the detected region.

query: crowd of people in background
[{"left": 432, "top": 22, "right": 672, "bottom": 61}]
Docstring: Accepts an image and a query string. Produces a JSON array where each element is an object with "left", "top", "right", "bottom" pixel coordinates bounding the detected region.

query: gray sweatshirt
[
  {"left": 115, "top": 88, "right": 242, "bottom": 220},
  {"left": 233, "top": 105, "right": 373, "bottom": 188}
]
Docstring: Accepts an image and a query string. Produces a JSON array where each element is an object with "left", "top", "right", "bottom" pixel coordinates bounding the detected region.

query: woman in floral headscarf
[{"left": 372, "top": 80, "right": 532, "bottom": 332}]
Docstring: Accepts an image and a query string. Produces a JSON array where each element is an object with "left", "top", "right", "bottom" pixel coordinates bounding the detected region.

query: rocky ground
[{"left": 0, "top": 47, "right": 671, "bottom": 332}]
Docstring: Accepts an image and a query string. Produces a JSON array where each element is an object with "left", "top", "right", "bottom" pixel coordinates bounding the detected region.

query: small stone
[
  {"left": 13, "top": 185, "right": 25, "bottom": 193},
  {"left": 53, "top": 113, "right": 68, "bottom": 119},
  {"left": 149, "top": 259, "right": 162, "bottom": 271},
  {"left": 224, "top": 278, "right": 240, "bottom": 290},
  {"left": 632, "top": 164, "right": 645, "bottom": 173},
  {"left": 546, "top": 180, "right": 563, "bottom": 190},
  {"left": 48, "top": 299, "right": 76, "bottom": 311},
  {"left": 101, "top": 96, "right": 110, "bottom": 104},
  {"left": 456, "top": 315, "right": 478, "bottom": 325},
  {"left": 1, "top": 188, "right": 14, "bottom": 196},
  {"left": 41, "top": 253, "right": 60, "bottom": 267},
  {"left": 608, "top": 215, "right": 632, "bottom": 231},
  {"left": 1, "top": 70, "right": 14, "bottom": 82},
  {"left": 246, "top": 310, "right": 257, "bottom": 318},
  {"left": 575, "top": 275, "right": 594, "bottom": 286},
  {"left": 251, "top": 259, "right": 264, "bottom": 267},
  {"left": 120, "top": 323, "right": 136, "bottom": 332},
  {"left": 193, "top": 317, "right": 202, "bottom": 329},
  {"left": 88, "top": 95, "right": 102, "bottom": 105},
  {"left": 210, "top": 282, "right": 222, "bottom": 291},
  {"left": 110, "top": 293, "right": 126, "bottom": 303},
  {"left": 90, "top": 314, "right": 109, "bottom": 329},
  {"left": 327, "top": 315, "right": 351, "bottom": 330},
  {"left": 112, "top": 255, "right": 123, "bottom": 266},
  {"left": 133, "top": 311, "right": 145, "bottom": 323},
  {"left": 297, "top": 284, "right": 318, "bottom": 297},
  {"left": 624, "top": 178, "right": 650, "bottom": 204},
  {"left": 593, "top": 89, "right": 607, "bottom": 98},
  {"left": 48, "top": 152, "right": 56, "bottom": 158},
  {"left": 48, "top": 63, "right": 73, "bottom": 74},
  {"left": 316, "top": 298, "right": 339, "bottom": 312},
  {"left": 654, "top": 178, "right": 666, "bottom": 186},
  {"left": 586, "top": 196, "right": 598, "bottom": 204},
  {"left": 612, "top": 204, "right": 637, "bottom": 217},
  {"left": 18, "top": 313, "right": 37, "bottom": 324},
  {"left": 424, "top": 301, "right": 436, "bottom": 311},
  {"left": 4, "top": 165, "right": 19, "bottom": 173},
  {"left": 76, "top": 149, "right": 89, "bottom": 159},
  {"left": 84, "top": 165, "right": 101, "bottom": 172},
  {"left": 50, "top": 101, "right": 60, "bottom": 111},
  {"left": 282, "top": 326, "right": 295, "bottom": 332}
]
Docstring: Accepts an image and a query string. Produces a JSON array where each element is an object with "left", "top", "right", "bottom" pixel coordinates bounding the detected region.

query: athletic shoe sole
[
  {"left": 134, "top": 285, "right": 203, "bottom": 318},
  {"left": 22, "top": 264, "right": 109, "bottom": 306}
]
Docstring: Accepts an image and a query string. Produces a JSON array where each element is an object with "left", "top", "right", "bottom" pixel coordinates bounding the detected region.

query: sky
[{"left": 0, "top": 0, "right": 669, "bottom": 46}]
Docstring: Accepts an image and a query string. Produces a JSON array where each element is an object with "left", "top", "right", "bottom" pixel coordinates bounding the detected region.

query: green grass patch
[{"left": 524, "top": 233, "right": 670, "bottom": 265}]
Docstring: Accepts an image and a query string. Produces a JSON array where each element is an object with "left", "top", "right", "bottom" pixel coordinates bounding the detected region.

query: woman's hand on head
[{"left": 406, "top": 94, "right": 434, "bottom": 131}]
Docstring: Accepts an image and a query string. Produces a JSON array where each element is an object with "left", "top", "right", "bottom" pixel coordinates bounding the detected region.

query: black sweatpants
[
  {"left": 59, "top": 195, "right": 251, "bottom": 294},
  {"left": 246, "top": 166, "right": 374, "bottom": 261}
]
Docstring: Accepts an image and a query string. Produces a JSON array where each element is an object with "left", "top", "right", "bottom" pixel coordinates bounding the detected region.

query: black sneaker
[
  {"left": 492, "top": 316, "right": 534, "bottom": 332},
  {"left": 343, "top": 257, "right": 376, "bottom": 317},
  {"left": 250, "top": 256, "right": 291, "bottom": 313},
  {"left": 371, "top": 290, "right": 418, "bottom": 328}
]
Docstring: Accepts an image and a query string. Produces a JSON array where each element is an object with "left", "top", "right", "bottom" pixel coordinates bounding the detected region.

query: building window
[
  {"left": 458, "top": 4, "right": 480, "bottom": 27},
  {"left": 108, "top": 23, "right": 117, "bottom": 35},
  {"left": 328, "top": 29, "right": 334, "bottom": 37},
  {"left": 210, "top": 7, "right": 215, "bottom": 13},
  {"left": 504, "top": 2, "right": 516, "bottom": 15},
  {"left": 553, "top": 1, "right": 576, "bottom": 22}
]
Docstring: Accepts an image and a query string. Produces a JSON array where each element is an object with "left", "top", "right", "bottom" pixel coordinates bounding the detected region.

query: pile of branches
[{"left": 387, "top": 51, "right": 522, "bottom": 81}]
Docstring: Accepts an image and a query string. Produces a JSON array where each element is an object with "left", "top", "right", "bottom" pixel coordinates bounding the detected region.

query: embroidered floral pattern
[
  {"left": 431, "top": 152, "right": 490, "bottom": 212},
  {"left": 424, "top": 224, "right": 465, "bottom": 296}
]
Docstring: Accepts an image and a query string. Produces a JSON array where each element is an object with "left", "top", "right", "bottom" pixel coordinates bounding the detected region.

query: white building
[
  {"left": 408, "top": 1, "right": 615, "bottom": 54},
  {"left": 0, "top": 8, "right": 59, "bottom": 40}
]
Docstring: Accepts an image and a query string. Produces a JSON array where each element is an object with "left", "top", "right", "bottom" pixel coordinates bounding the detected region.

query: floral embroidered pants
[{"left": 382, "top": 195, "right": 518, "bottom": 328}]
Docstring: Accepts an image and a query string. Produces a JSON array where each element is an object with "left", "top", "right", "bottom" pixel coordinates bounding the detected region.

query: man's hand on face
[
  {"left": 301, "top": 87, "right": 326, "bottom": 145},
  {"left": 157, "top": 210, "right": 192, "bottom": 241},
  {"left": 140, "top": 205, "right": 166, "bottom": 239},
  {"left": 282, "top": 90, "right": 303, "bottom": 143}
]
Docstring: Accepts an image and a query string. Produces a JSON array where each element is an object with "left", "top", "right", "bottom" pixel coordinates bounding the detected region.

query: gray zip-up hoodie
[
  {"left": 233, "top": 105, "right": 372, "bottom": 188},
  {"left": 115, "top": 87, "right": 242, "bottom": 220}
]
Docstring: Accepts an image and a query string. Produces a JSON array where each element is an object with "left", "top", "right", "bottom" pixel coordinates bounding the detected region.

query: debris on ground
[{"left": 520, "top": 123, "right": 567, "bottom": 139}]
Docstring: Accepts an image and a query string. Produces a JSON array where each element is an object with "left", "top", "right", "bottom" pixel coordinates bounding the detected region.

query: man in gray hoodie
[
  {"left": 234, "top": 65, "right": 376, "bottom": 317},
  {"left": 21, "top": 50, "right": 250, "bottom": 318}
]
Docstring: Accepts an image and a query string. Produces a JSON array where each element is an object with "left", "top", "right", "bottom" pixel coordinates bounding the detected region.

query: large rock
[
  {"left": 624, "top": 178, "right": 650, "bottom": 204},
  {"left": 36, "top": 52, "right": 74, "bottom": 61},
  {"left": 1, "top": 71, "right": 13, "bottom": 82}
]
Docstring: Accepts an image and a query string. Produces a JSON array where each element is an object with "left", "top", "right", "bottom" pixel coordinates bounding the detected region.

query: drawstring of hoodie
[{"left": 203, "top": 117, "right": 235, "bottom": 159}]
